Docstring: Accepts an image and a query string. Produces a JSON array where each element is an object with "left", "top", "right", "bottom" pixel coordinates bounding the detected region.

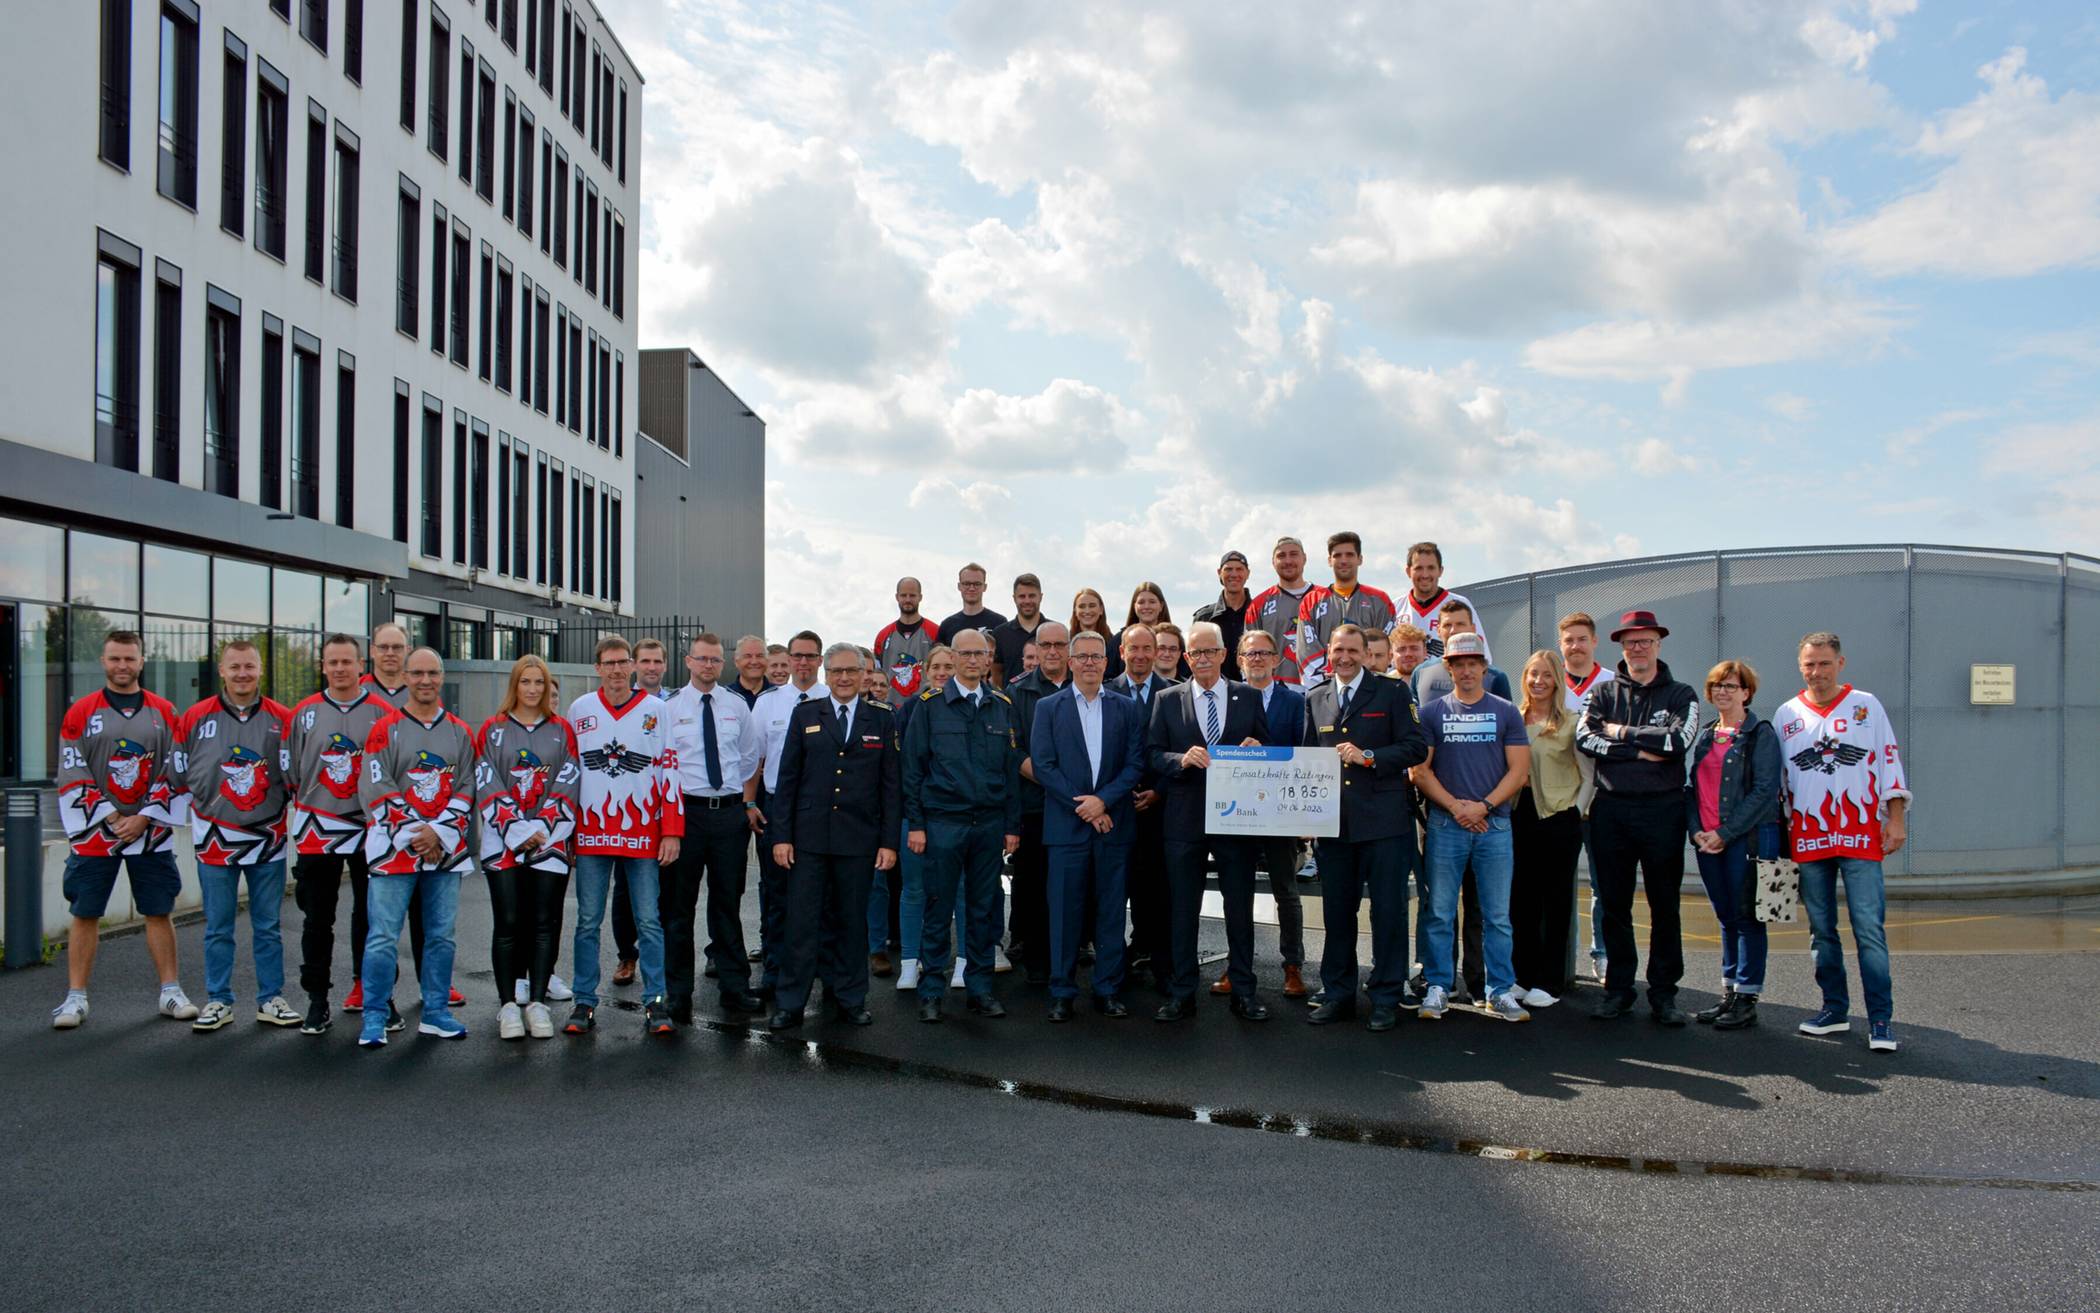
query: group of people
[{"left": 48, "top": 533, "right": 1910, "bottom": 1054}]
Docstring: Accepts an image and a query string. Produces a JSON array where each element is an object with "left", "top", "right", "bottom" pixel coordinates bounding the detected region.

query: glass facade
[{"left": 0, "top": 514, "right": 375, "bottom": 782}]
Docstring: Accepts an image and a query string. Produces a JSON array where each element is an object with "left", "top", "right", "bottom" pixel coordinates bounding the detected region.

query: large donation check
[{"left": 1203, "top": 745, "right": 1341, "bottom": 838}]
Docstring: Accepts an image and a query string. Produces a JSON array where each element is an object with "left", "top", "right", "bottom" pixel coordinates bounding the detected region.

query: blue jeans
[
  {"left": 1798, "top": 855, "right": 1893, "bottom": 1024},
  {"left": 896, "top": 820, "right": 965, "bottom": 961},
  {"left": 573, "top": 854, "right": 665, "bottom": 1007},
  {"left": 199, "top": 860, "right": 286, "bottom": 1005},
  {"left": 1694, "top": 827, "right": 1774, "bottom": 995},
  {"left": 1422, "top": 811, "right": 1515, "bottom": 1000},
  {"left": 360, "top": 871, "right": 460, "bottom": 1038}
]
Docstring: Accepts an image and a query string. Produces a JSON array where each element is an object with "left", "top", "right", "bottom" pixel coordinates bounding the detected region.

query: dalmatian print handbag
[{"left": 1754, "top": 821, "right": 1798, "bottom": 924}]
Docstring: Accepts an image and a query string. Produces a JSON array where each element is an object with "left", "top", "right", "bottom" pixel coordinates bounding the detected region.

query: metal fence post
[
  {"left": 1901, "top": 545, "right": 1915, "bottom": 877},
  {"left": 2060, "top": 554, "right": 2070, "bottom": 872},
  {"left": 4, "top": 789, "right": 43, "bottom": 969}
]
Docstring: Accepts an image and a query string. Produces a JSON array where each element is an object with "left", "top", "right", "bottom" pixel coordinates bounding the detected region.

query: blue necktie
[
  {"left": 1339, "top": 684, "right": 1351, "bottom": 716},
  {"left": 1204, "top": 689, "right": 1220, "bottom": 745},
  {"left": 701, "top": 692, "right": 723, "bottom": 790}
]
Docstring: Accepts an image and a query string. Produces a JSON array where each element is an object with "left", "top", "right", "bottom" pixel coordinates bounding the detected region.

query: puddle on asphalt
[{"left": 674, "top": 1015, "right": 2095, "bottom": 1195}]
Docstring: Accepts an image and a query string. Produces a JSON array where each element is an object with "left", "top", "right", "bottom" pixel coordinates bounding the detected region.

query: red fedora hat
[{"left": 1609, "top": 609, "right": 1670, "bottom": 642}]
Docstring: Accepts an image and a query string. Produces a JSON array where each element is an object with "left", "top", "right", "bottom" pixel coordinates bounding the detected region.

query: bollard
[{"left": 4, "top": 788, "right": 44, "bottom": 969}]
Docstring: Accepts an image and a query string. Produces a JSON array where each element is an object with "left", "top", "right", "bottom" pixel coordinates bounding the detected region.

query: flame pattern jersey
[
  {"left": 174, "top": 695, "right": 292, "bottom": 866},
  {"left": 567, "top": 689, "right": 684, "bottom": 855},
  {"left": 1244, "top": 583, "right": 1313, "bottom": 684},
  {"left": 283, "top": 690, "right": 397, "bottom": 856},
  {"left": 358, "top": 706, "right": 477, "bottom": 875},
  {"left": 473, "top": 713, "right": 583, "bottom": 874},
  {"left": 1773, "top": 684, "right": 1910, "bottom": 863},
  {"left": 56, "top": 689, "right": 186, "bottom": 857}
]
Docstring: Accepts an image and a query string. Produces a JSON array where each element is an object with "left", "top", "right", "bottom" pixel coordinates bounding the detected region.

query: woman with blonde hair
[
  {"left": 1510, "top": 648, "right": 1592, "bottom": 1006},
  {"left": 473, "top": 654, "right": 582, "bottom": 1039}
]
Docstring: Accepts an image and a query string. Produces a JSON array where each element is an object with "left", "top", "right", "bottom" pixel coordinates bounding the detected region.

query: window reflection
[
  {"left": 0, "top": 519, "right": 65, "bottom": 602},
  {"left": 69, "top": 532, "right": 140, "bottom": 610},
  {"left": 143, "top": 617, "right": 212, "bottom": 707},
  {"left": 273, "top": 567, "right": 322, "bottom": 630},
  {"left": 214, "top": 558, "right": 271, "bottom": 626},
  {"left": 144, "top": 547, "right": 212, "bottom": 618}
]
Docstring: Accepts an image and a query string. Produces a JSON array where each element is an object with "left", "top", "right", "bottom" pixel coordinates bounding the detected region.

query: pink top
[{"left": 1695, "top": 725, "right": 1736, "bottom": 832}]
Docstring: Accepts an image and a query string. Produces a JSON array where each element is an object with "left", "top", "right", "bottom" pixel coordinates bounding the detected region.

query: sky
[{"left": 594, "top": 0, "right": 2100, "bottom": 643}]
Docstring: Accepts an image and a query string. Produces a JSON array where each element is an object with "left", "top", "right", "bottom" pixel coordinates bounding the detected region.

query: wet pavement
[{"left": 6, "top": 871, "right": 2098, "bottom": 1311}]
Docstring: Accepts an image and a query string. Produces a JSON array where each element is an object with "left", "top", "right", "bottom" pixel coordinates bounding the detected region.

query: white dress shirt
[
  {"left": 666, "top": 682, "right": 764, "bottom": 797},
  {"left": 753, "top": 679, "right": 825, "bottom": 792}
]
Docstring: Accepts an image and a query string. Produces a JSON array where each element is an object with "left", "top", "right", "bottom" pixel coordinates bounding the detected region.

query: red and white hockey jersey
[
  {"left": 359, "top": 705, "right": 476, "bottom": 875},
  {"left": 474, "top": 713, "right": 582, "bottom": 874},
  {"left": 1773, "top": 684, "right": 1910, "bottom": 862},
  {"left": 56, "top": 689, "right": 186, "bottom": 857},
  {"left": 175, "top": 695, "right": 292, "bottom": 866},
  {"left": 1562, "top": 664, "right": 1612, "bottom": 716},
  {"left": 567, "top": 689, "right": 684, "bottom": 855},
  {"left": 1295, "top": 583, "right": 1398, "bottom": 685},
  {"left": 283, "top": 689, "right": 396, "bottom": 857},
  {"left": 1396, "top": 587, "right": 1474, "bottom": 658}
]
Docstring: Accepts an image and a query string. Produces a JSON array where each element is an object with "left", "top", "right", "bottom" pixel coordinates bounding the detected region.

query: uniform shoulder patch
[
  {"left": 919, "top": 689, "right": 939, "bottom": 701},
  {"left": 989, "top": 690, "right": 1013, "bottom": 704}
]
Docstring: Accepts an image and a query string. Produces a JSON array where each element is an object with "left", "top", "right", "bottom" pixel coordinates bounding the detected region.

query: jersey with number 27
[{"left": 1773, "top": 684, "right": 1909, "bottom": 863}]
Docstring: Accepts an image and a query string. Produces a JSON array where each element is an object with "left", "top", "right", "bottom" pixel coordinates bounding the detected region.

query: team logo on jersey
[
  {"left": 891, "top": 652, "right": 921, "bottom": 686},
  {"left": 575, "top": 715, "right": 598, "bottom": 734},
  {"left": 405, "top": 749, "right": 456, "bottom": 818},
  {"left": 106, "top": 738, "right": 155, "bottom": 805},
  {"left": 218, "top": 744, "right": 271, "bottom": 811},
  {"left": 509, "top": 746, "right": 550, "bottom": 810},
  {"left": 582, "top": 738, "right": 653, "bottom": 777},
  {"left": 642, "top": 714, "right": 658, "bottom": 735},
  {"left": 1790, "top": 736, "right": 1870, "bottom": 776},
  {"left": 1851, "top": 703, "right": 1869, "bottom": 725},
  {"left": 319, "top": 732, "right": 361, "bottom": 798}
]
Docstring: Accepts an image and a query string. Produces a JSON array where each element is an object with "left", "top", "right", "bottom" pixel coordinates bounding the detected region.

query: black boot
[
  {"left": 1714, "top": 993, "right": 1759, "bottom": 1030},
  {"left": 1695, "top": 987, "right": 1735, "bottom": 1024}
]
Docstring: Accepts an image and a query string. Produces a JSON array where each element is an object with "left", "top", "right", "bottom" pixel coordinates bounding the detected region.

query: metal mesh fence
[{"left": 1459, "top": 545, "right": 2098, "bottom": 881}]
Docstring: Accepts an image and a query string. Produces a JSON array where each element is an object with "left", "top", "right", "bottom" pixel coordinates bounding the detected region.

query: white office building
[{"left": 0, "top": 0, "right": 641, "bottom": 781}]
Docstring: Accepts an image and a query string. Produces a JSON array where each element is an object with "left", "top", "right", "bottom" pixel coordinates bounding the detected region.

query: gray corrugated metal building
[{"left": 633, "top": 348, "right": 766, "bottom": 643}]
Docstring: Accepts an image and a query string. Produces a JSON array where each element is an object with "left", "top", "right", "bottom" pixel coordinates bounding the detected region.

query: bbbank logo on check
[{"left": 1216, "top": 800, "right": 1238, "bottom": 817}]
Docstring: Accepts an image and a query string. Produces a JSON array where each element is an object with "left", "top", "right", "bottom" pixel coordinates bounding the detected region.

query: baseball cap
[
  {"left": 1219, "top": 550, "right": 1249, "bottom": 568},
  {"left": 1444, "top": 632, "right": 1489, "bottom": 660}
]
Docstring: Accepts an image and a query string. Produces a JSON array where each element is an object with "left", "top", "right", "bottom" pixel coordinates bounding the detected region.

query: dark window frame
[
  {"left": 254, "top": 61, "right": 290, "bottom": 260},
  {"left": 100, "top": 0, "right": 133, "bottom": 171},
  {"left": 203, "top": 286, "right": 242, "bottom": 497},
  {"left": 156, "top": 1, "right": 201, "bottom": 209},
  {"left": 260, "top": 314, "right": 286, "bottom": 510},
  {"left": 303, "top": 99, "right": 328, "bottom": 283},
  {"left": 290, "top": 328, "right": 323, "bottom": 519},
  {"left": 420, "top": 394, "right": 444, "bottom": 558},
  {"left": 392, "top": 378, "right": 412, "bottom": 543},
  {"left": 219, "top": 33, "right": 247, "bottom": 236},
  {"left": 151, "top": 260, "right": 182, "bottom": 482},
  {"left": 395, "top": 174, "right": 420, "bottom": 337},
  {"left": 334, "top": 349, "right": 356, "bottom": 527},
  {"left": 427, "top": 5, "right": 450, "bottom": 161},
  {"left": 331, "top": 122, "right": 361, "bottom": 302},
  {"left": 93, "top": 230, "right": 143, "bottom": 474}
]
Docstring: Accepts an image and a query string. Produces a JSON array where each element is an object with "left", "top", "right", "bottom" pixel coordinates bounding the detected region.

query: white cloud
[
  {"left": 1984, "top": 414, "right": 2100, "bottom": 536},
  {"left": 908, "top": 477, "right": 1014, "bottom": 516},
  {"left": 1766, "top": 392, "right": 1817, "bottom": 421},
  {"left": 1627, "top": 438, "right": 1699, "bottom": 475},
  {"left": 1827, "top": 49, "right": 2100, "bottom": 277},
  {"left": 1522, "top": 296, "right": 1904, "bottom": 394},
  {"left": 779, "top": 376, "right": 1141, "bottom": 474}
]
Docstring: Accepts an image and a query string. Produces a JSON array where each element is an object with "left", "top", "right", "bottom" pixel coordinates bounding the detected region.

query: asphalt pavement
[{"left": 5, "top": 873, "right": 2096, "bottom": 1312}]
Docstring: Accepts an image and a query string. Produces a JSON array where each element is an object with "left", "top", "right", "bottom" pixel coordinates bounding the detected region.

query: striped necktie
[{"left": 1203, "top": 689, "right": 1220, "bottom": 745}]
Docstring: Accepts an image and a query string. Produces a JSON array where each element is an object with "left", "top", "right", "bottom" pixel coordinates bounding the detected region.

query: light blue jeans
[
  {"left": 360, "top": 871, "right": 460, "bottom": 1040},
  {"left": 1422, "top": 811, "right": 1516, "bottom": 1001},
  {"left": 199, "top": 860, "right": 285, "bottom": 1005},
  {"left": 1797, "top": 855, "right": 1893, "bottom": 1024},
  {"left": 573, "top": 854, "right": 665, "bottom": 1007}
]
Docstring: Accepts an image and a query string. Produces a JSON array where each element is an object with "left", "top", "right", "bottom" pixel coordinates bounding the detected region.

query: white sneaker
[
  {"left": 546, "top": 974, "right": 574, "bottom": 1001},
  {"left": 158, "top": 987, "right": 200, "bottom": 1021},
  {"left": 896, "top": 959, "right": 921, "bottom": 990},
  {"left": 994, "top": 945, "right": 1014, "bottom": 974},
  {"left": 950, "top": 958, "right": 967, "bottom": 989},
  {"left": 1488, "top": 990, "right": 1533, "bottom": 1023},
  {"left": 497, "top": 1001, "right": 526, "bottom": 1040},
  {"left": 524, "top": 1001, "right": 554, "bottom": 1039},
  {"left": 1417, "top": 985, "right": 1448, "bottom": 1020},
  {"left": 51, "top": 996, "right": 89, "bottom": 1029},
  {"left": 192, "top": 1000, "right": 236, "bottom": 1031},
  {"left": 1297, "top": 855, "right": 1319, "bottom": 876},
  {"left": 255, "top": 996, "right": 302, "bottom": 1026},
  {"left": 513, "top": 978, "right": 530, "bottom": 1005},
  {"left": 1520, "top": 987, "right": 1559, "bottom": 1009}
]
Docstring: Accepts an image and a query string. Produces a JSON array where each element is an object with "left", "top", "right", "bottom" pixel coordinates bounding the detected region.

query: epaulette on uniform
[
  {"left": 989, "top": 690, "right": 1013, "bottom": 704},
  {"left": 919, "top": 689, "right": 939, "bottom": 701}
]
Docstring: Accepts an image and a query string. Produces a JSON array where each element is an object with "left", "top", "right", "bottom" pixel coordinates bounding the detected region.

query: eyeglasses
[
  {"left": 1710, "top": 682, "right": 1743, "bottom": 692},
  {"left": 825, "top": 666, "right": 862, "bottom": 678},
  {"left": 1071, "top": 652, "right": 1106, "bottom": 662},
  {"left": 789, "top": 651, "right": 820, "bottom": 661},
  {"left": 1622, "top": 638, "right": 1659, "bottom": 650},
  {"left": 1188, "top": 647, "right": 1226, "bottom": 657}
]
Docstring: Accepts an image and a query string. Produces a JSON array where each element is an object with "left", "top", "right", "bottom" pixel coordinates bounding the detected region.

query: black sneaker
[
  {"left": 300, "top": 998, "right": 332, "bottom": 1035},
  {"left": 384, "top": 1002, "right": 406, "bottom": 1033},
  {"left": 563, "top": 1004, "right": 596, "bottom": 1034},
  {"left": 644, "top": 1001, "right": 674, "bottom": 1036}
]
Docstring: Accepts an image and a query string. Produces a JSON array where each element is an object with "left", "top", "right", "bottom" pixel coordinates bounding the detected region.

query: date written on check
[{"left": 1204, "top": 746, "right": 1341, "bottom": 838}]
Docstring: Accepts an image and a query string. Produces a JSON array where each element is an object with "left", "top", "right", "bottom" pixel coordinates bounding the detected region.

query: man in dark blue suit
[
  {"left": 1146, "top": 621, "right": 1271, "bottom": 1022},
  {"left": 1029, "top": 631, "right": 1146, "bottom": 1021},
  {"left": 1302, "top": 624, "right": 1431, "bottom": 1031},
  {"left": 1222, "top": 628, "right": 1310, "bottom": 1000},
  {"left": 1109, "top": 624, "right": 1175, "bottom": 991}
]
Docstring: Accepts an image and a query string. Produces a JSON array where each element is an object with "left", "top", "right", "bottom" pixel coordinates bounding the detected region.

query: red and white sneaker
[
  {"left": 447, "top": 987, "right": 467, "bottom": 1008},
  {"left": 342, "top": 981, "right": 365, "bottom": 1012}
]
